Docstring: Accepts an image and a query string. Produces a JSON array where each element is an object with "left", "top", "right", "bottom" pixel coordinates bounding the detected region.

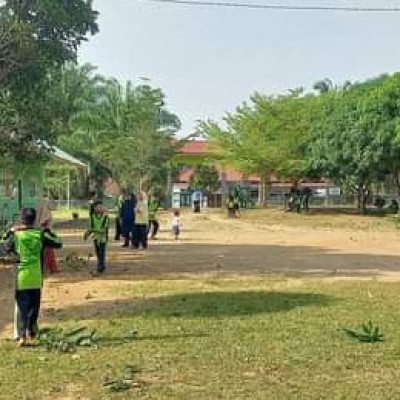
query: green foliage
[
  {"left": 189, "top": 165, "right": 220, "bottom": 196},
  {"left": 0, "top": 0, "right": 99, "bottom": 159},
  {"left": 343, "top": 321, "right": 384, "bottom": 343},
  {"left": 103, "top": 365, "right": 142, "bottom": 393},
  {"left": 199, "top": 91, "right": 318, "bottom": 207},
  {"left": 38, "top": 326, "right": 99, "bottom": 353},
  {"left": 62, "top": 72, "right": 181, "bottom": 191},
  {"left": 309, "top": 74, "right": 400, "bottom": 211}
]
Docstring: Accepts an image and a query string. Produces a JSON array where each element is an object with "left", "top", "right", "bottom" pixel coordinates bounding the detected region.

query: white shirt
[{"left": 172, "top": 216, "right": 180, "bottom": 228}]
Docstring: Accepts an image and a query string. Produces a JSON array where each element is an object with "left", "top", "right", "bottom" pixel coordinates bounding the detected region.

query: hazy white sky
[{"left": 79, "top": 0, "right": 400, "bottom": 134}]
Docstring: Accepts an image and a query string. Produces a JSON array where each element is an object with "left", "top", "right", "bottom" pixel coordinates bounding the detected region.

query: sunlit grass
[{"left": 1, "top": 277, "right": 400, "bottom": 399}]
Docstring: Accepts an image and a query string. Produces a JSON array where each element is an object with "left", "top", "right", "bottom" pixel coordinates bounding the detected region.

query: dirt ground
[{"left": 1, "top": 209, "right": 400, "bottom": 339}]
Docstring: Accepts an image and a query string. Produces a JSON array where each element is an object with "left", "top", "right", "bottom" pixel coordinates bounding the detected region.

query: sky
[{"left": 78, "top": 0, "right": 400, "bottom": 135}]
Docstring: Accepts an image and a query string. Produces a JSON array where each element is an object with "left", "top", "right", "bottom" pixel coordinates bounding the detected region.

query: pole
[{"left": 67, "top": 172, "right": 70, "bottom": 210}]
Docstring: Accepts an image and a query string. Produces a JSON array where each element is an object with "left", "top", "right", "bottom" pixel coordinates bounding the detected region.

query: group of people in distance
[
  {"left": 2, "top": 188, "right": 183, "bottom": 346},
  {"left": 86, "top": 189, "right": 181, "bottom": 277}
]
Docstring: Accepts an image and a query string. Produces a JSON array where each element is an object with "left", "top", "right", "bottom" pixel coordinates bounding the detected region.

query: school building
[
  {"left": 172, "top": 139, "right": 329, "bottom": 208},
  {"left": 0, "top": 147, "right": 87, "bottom": 224}
]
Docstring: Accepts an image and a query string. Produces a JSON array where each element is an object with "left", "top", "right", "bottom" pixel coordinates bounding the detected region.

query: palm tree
[{"left": 313, "top": 78, "right": 334, "bottom": 94}]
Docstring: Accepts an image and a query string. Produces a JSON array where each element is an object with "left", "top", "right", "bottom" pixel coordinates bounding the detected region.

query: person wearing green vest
[
  {"left": 85, "top": 201, "right": 109, "bottom": 276},
  {"left": 148, "top": 195, "right": 160, "bottom": 240},
  {"left": 6, "top": 208, "right": 63, "bottom": 346}
]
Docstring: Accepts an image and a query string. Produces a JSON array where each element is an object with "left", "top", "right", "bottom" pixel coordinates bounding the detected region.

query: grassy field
[
  {"left": 242, "top": 207, "right": 399, "bottom": 231},
  {"left": 1, "top": 276, "right": 400, "bottom": 399},
  {"left": 2, "top": 207, "right": 400, "bottom": 399}
]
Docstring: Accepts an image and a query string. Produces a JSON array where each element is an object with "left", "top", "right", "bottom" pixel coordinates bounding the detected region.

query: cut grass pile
[{"left": 1, "top": 277, "right": 400, "bottom": 399}]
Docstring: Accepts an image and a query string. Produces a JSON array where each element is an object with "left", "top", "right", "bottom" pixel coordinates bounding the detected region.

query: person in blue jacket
[{"left": 121, "top": 189, "right": 136, "bottom": 247}]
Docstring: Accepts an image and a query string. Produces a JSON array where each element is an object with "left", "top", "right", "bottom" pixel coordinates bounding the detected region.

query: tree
[
  {"left": 189, "top": 165, "right": 220, "bottom": 197},
  {"left": 313, "top": 78, "right": 334, "bottom": 94},
  {"left": 62, "top": 73, "right": 181, "bottom": 193},
  {"left": 309, "top": 74, "right": 400, "bottom": 213},
  {"left": 200, "top": 91, "right": 317, "bottom": 205},
  {"left": 0, "top": 0, "right": 99, "bottom": 158},
  {"left": 0, "top": 0, "right": 98, "bottom": 83}
]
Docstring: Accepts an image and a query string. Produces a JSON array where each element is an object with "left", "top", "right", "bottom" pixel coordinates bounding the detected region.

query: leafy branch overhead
[{"left": 0, "top": 0, "right": 99, "bottom": 158}]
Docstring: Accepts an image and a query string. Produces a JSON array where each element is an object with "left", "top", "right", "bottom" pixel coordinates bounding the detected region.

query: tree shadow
[
  {"left": 99, "top": 332, "right": 210, "bottom": 347},
  {"left": 51, "top": 239, "right": 400, "bottom": 286},
  {"left": 43, "top": 290, "right": 332, "bottom": 323}
]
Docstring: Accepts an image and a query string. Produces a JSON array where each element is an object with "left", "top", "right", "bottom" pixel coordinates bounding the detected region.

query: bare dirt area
[{"left": 1, "top": 208, "right": 400, "bottom": 339}]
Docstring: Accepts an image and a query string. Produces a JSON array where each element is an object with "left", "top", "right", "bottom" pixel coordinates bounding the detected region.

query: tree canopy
[
  {"left": 58, "top": 66, "right": 181, "bottom": 192},
  {"left": 0, "top": 0, "right": 99, "bottom": 159},
  {"left": 199, "top": 90, "right": 319, "bottom": 204}
]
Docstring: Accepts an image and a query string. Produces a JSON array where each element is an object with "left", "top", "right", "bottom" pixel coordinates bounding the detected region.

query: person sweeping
[{"left": 6, "top": 208, "right": 63, "bottom": 346}]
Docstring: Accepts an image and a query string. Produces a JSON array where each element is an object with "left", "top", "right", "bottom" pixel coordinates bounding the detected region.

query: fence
[{"left": 267, "top": 194, "right": 400, "bottom": 209}]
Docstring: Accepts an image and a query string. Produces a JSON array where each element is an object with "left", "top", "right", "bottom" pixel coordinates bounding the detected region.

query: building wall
[{"left": 0, "top": 168, "right": 43, "bottom": 224}]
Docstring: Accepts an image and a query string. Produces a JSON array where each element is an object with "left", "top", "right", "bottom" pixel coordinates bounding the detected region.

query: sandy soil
[{"left": 1, "top": 209, "right": 399, "bottom": 338}]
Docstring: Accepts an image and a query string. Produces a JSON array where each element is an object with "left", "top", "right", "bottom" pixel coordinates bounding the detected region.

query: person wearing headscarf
[{"left": 133, "top": 191, "right": 149, "bottom": 249}]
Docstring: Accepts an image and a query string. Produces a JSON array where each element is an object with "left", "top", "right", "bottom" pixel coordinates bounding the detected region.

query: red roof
[
  {"left": 178, "top": 140, "right": 208, "bottom": 155},
  {"left": 178, "top": 168, "right": 261, "bottom": 184},
  {"left": 179, "top": 169, "right": 195, "bottom": 183}
]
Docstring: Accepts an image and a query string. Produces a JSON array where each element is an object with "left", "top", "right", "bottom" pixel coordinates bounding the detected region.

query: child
[
  {"left": 133, "top": 191, "right": 149, "bottom": 249},
  {"left": 171, "top": 210, "right": 181, "bottom": 241},
  {"left": 6, "top": 208, "right": 63, "bottom": 346},
  {"left": 37, "top": 196, "right": 59, "bottom": 273},
  {"left": 85, "top": 201, "right": 109, "bottom": 276}
]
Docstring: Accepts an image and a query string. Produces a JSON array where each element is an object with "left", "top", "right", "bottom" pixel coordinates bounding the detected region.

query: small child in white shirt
[{"left": 171, "top": 210, "right": 181, "bottom": 240}]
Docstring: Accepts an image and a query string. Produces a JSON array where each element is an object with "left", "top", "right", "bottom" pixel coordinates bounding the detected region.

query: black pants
[
  {"left": 15, "top": 289, "right": 41, "bottom": 339},
  {"left": 148, "top": 219, "right": 159, "bottom": 238},
  {"left": 133, "top": 224, "right": 148, "bottom": 249},
  {"left": 94, "top": 241, "right": 106, "bottom": 272},
  {"left": 115, "top": 217, "right": 122, "bottom": 240}
]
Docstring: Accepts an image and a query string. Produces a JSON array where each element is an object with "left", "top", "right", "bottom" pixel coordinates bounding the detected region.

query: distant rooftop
[{"left": 178, "top": 139, "right": 208, "bottom": 155}]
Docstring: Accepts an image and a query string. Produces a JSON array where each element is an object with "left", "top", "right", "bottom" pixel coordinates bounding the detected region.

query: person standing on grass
[
  {"left": 133, "top": 191, "right": 149, "bottom": 249},
  {"left": 85, "top": 201, "right": 109, "bottom": 276},
  {"left": 148, "top": 194, "right": 160, "bottom": 240},
  {"left": 6, "top": 208, "right": 63, "bottom": 346}
]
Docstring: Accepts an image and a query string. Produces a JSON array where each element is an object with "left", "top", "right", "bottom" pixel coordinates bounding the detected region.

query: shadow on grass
[
  {"left": 99, "top": 332, "right": 209, "bottom": 346},
  {"left": 46, "top": 290, "right": 332, "bottom": 323}
]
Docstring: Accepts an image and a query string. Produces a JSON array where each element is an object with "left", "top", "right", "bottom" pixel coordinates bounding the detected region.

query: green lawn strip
[
  {"left": 241, "top": 208, "right": 398, "bottom": 231},
  {"left": 1, "top": 278, "right": 400, "bottom": 399}
]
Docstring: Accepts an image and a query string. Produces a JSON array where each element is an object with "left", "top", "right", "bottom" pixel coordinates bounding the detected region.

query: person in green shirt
[
  {"left": 6, "top": 208, "right": 63, "bottom": 346},
  {"left": 85, "top": 201, "right": 109, "bottom": 276},
  {"left": 148, "top": 195, "right": 160, "bottom": 240}
]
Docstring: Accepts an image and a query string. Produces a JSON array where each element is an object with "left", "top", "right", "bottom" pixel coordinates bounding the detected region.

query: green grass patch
[
  {"left": 1, "top": 277, "right": 400, "bottom": 399},
  {"left": 52, "top": 207, "right": 88, "bottom": 221},
  {"left": 242, "top": 208, "right": 398, "bottom": 231}
]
